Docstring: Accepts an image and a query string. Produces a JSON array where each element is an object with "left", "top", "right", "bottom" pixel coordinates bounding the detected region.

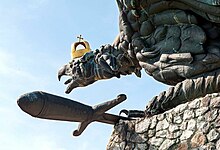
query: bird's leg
[{"left": 145, "top": 69, "right": 220, "bottom": 116}]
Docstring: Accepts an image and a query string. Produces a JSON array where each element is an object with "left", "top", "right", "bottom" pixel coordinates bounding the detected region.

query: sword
[{"left": 17, "top": 91, "right": 130, "bottom": 136}]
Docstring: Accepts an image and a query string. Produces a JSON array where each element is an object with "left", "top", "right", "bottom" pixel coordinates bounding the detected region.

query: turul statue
[
  {"left": 17, "top": 0, "right": 220, "bottom": 136},
  {"left": 58, "top": 0, "right": 220, "bottom": 116}
]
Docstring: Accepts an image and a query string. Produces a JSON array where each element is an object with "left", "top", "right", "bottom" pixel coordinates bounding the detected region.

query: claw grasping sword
[{"left": 17, "top": 91, "right": 129, "bottom": 136}]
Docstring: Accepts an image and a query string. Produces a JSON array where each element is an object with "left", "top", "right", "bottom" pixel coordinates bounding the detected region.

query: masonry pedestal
[{"left": 107, "top": 93, "right": 220, "bottom": 150}]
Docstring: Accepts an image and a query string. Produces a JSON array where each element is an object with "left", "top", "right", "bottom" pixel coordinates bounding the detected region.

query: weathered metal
[
  {"left": 17, "top": 91, "right": 128, "bottom": 136},
  {"left": 58, "top": 0, "right": 220, "bottom": 116},
  {"left": 197, "top": 0, "right": 220, "bottom": 5}
]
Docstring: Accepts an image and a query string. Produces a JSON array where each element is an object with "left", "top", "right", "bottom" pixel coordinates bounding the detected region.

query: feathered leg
[{"left": 146, "top": 69, "right": 220, "bottom": 115}]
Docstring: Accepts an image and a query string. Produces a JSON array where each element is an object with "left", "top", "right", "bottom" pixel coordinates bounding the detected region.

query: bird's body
[{"left": 58, "top": 0, "right": 220, "bottom": 115}]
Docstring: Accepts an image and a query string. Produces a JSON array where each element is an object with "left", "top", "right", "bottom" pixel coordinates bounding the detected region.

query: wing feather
[{"left": 196, "top": 0, "right": 220, "bottom": 5}]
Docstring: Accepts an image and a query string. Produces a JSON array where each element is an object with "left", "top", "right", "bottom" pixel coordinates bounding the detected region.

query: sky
[{"left": 0, "top": 1, "right": 167, "bottom": 150}]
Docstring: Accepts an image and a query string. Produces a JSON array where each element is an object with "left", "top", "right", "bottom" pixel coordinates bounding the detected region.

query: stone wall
[{"left": 107, "top": 94, "right": 220, "bottom": 150}]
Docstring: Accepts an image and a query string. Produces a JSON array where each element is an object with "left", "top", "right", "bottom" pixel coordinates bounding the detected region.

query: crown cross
[{"left": 77, "top": 35, "right": 84, "bottom": 42}]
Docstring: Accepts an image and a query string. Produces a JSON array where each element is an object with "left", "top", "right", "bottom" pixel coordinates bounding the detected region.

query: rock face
[{"left": 107, "top": 93, "right": 220, "bottom": 150}]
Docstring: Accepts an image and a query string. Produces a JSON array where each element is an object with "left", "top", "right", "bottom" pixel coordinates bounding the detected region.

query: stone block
[
  {"left": 207, "top": 129, "right": 220, "bottom": 142},
  {"left": 149, "top": 137, "right": 164, "bottom": 147},
  {"left": 135, "top": 118, "right": 151, "bottom": 133},
  {"left": 210, "top": 97, "right": 220, "bottom": 108},
  {"left": 187, "top": 119, "right": 196, "bottom": 131},
  {"left": 189, "top": 99, "right": 200, "bottom": 109},
  {"left": 177, "top": 142, "right": 188, "bottom": 150},
  {"left": 205, "top": 110, "right": 218, "bottom": 122},
  {"left": 183, "top": 110, "right": 195, "bottom": 120},
  {"left": 156, "top": 130, "right": 168, "bottom": 138},
  {"left": 191, "top": 132, "right": 207, "bottom": 148},
  {"left": 195, "top": 107, "right": 209, "bottom": 117},
  {"left": 156, "top": 119, "right": 169, "bottom": 131},
  {"left": 159, "top": 139, "right": 176, "bottom": 150},
  {"left": 180, "top": 130, "right": 194, "bottom": 141},
  {"left": 173, "top": 115, "right": 183, "bottom": 124}
]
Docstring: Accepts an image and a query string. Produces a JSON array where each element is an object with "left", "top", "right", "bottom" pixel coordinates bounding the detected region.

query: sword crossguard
[{"left": 72, "top": 94, "right": 128, "bottom": 136}]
